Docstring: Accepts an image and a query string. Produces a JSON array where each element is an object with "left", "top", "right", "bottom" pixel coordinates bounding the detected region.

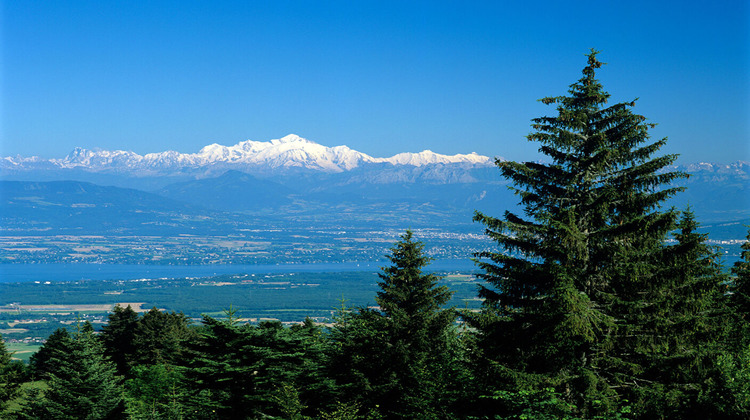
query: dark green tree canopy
[
  {"left": 329, "top": 230, "right": 462, "bottom": 419},
  {"left": 19, "top": 321, "right": 123, "bottom": 420},
  {"left": 132, "top": 307, "right": 196, "bottom": 366},
  {"left": 29, "top": 327, "right": 70, "bottom": 380},
  {"left": 0, "top": 334, "right": 23, "bottom": 412},
  {"left": 474, "top": 50, "right": 685, "bottom": 309},
  {"left": 471, "top": 49, "right": 691, "bottom": 416},
  {"left": 731, "top": 229, "right": 750, "bottom": 317},
  {"left": 99, "top": 304, "right": 139, "bottom": 376}
]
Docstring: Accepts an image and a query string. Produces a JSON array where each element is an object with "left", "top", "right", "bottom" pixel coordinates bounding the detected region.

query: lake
[{"left": 0, "top": 259, "right": 478, "bottom": 283}]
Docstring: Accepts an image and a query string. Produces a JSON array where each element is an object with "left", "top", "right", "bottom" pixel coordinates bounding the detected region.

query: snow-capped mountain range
[
  {"left": 1, "top": 134, "right": 493, "bottom": 175},
  {"left": 4, "top": 134, "right": 748, "bottom": 179},
  {"left": 1, "top": 134, "right": 748, "bottom": 229}
]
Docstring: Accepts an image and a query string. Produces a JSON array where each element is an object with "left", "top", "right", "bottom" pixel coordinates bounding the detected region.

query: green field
[
  {"left": 6, "top": 342, "right": 40, "bottom": 363},
  {"left": 1, "top": 270, "right": 482, "bottom": 354}
]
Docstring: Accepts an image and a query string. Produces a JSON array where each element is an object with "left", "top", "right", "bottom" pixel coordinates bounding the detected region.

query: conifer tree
[
  {"left": 374, "top": 229, "right": 457, "bottom": 418},
  {"left": 124, "top": 363, "right": 187, "bottom": 420},
  {"left": 28, "top": 327, "right": 70, "bottom": 380},
  {"left": 329, "top": 230, "right": 460, "bottom": 419},
  {"left": 637, "top": 209, "right": 729, "bottom": 417},
  {"left": 20, "top": 322, "right": 124, "bottom": 419},
  {"left": 185, "top": 311, "right": 332, "bottom": 419},
  {"left": 247, "top": 320, "right": 332, "bottom": 417},
  {"left": 731, "top": 228, "right": 750, "bottom": 318},
  {"left": 713, "top": 229, "right": 750, "bottom": 417},
  {"left": 132, "top": 307, "right": 196, "bottom": 367},
  {"left": 100, "top": 304, "right": 140, "bottom": 376},
  {"left": 0, "top": 335, "right": 22, "bottom": 412},
  {"left": 184, "top": 312, "right": 246, "bottom": 419},
  {"left": 470, "top": 50, "right": 686, "bottom": 417},
  {"left": 326, "top": 302, "right": 392, "bottom": 416}
]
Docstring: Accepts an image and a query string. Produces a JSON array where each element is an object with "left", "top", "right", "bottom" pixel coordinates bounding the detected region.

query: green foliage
[
  {"left": 132, "top": 307, "right": 197, "bottom": 367},
  {"left": 318, "top": 400, "right": 385, "bottom": 420},
  {"left": 712, "top": 230, "right": 750, "bottom": 418},
  {"left": 713, "top": 343, "right": 750, "bottom": 416},
  {"left": 328, "top": 230, "right": 465, "bottom": 419},
  {"left": 28, "top": 327, "right": 70, "bottom": 380},
  {"left": 100, "top": 304, "right": 140, "bottom": 376},
  {"left": 731, "top": 228, "right": 750, "bottom": 317},
  {"left": 376, "top": 230, "right": 453, "bottom": 321},
  {"left": 318, "top": 401, "right": 362, "bottom": 420},
  {"left": 184, "top": 312, "right": 333, "bottom": 419},
  {"left": 0, "top": 335, "right": 23, "bottom": 412},
  {"left": 271, "top": 382, "right": 309, "bottom": 420},
  {"left": 327, "top": 306, "right": 392, "bottom": 408},
  {"left": 468, "top": 50, "right": 734, "bottom": 418},
  {"left": 18, "top": 321, "right": 123, "bottom": 420},
  {"left": 124, "top": 363, "right": 186, "bottom": 420},
  {"left": 0, "top": 381, "right": 47, "bottom": 418},
  {"left": 486, "top": 387, "right": 577, "bottom": 420},
  {"left": 631, "top": 209, "right": 730, "bottom": 418}
]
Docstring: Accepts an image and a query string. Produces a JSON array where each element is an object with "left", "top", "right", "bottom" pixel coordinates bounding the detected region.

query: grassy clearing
[
  {"left": 15, "top": 303, "right": 148, "bottom": 312},
  {"left": 260, "top": 308, "right": 318, "bottom": 313},
  {"left": 0, "top": 328, "right": 29, "bottom": 334},
  {"left": 6, "top": 342, "right": 40, "bottom": 363},
  {"left": 0, "top": 302, "right": 149, "bottom": 313},
  {"left": 444, "top": 274, "right": 475, "bottom": 281}
]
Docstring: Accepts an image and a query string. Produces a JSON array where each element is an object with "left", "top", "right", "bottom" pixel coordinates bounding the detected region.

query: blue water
[{"left": 0, "top": 259, "right": 478, "bottom": 283}]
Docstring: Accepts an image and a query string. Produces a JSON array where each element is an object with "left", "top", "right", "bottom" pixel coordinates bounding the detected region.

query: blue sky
[{"left": 2, "top": 1, "right": 748, "bottom": 163}]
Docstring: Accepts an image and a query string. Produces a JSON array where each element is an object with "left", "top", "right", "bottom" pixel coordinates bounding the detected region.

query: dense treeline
[{"left": 2, "top": 51, "right": 750, "bottom": 419}]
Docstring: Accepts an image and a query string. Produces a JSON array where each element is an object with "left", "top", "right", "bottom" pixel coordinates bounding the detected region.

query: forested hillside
[{"left": 2, "top": 51, "right": 749, "bottom": 419}]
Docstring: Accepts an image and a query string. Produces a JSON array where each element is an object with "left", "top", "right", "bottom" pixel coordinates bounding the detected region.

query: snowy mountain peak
[
  {"left": 380, "top": 149, "right": 492, "bottom": 166},
  {"left": 271, "top": 134, "right": 311, "bottom": 145},
  {"left": 65, "top": 147, "right": 92, "bottom": 163},
  {"left": 197, "top": 143, "right": 228, "bottom": 157},
  {"left": 1, "top": 134, "right": 495, "bottom": 176}
]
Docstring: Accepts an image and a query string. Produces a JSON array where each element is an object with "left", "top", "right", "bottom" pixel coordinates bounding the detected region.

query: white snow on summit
[
  {"left": 185, "top": 134, "right": 375, "bottom": 171},
  {"left": 2, "top": 134, "right": 495, "bottom": 174},
  {"left": 379, "top": 150, "right": 490, "bottom": 166}
]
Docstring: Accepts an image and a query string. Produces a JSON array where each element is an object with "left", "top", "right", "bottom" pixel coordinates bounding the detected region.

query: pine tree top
[{"left": 376, "top": 230, "right": 452, "bottom": 320}]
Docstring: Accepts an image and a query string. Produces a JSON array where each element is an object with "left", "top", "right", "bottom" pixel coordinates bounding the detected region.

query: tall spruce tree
[
  {"left": 715, "top": 229, "right": 750, "bottom": 417},
  {"left": 470, "top": 50, "right": 686, "bottom": 417},
  {"left": 375, "top": 230, "right": 457, "bottom": 418},
  {"left": 329, "top": 230, "right": 460, "bottom": 419},
  {"left": 637, "top": 209, "right": 730, "bottom": 417}
]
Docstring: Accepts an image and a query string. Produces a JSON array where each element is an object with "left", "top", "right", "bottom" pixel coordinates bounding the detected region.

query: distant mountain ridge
[
  {"left": 1, "top": 134, "right": 493, "bottom": 175},
  {"left": 2, "top": 135, "right": 747, "bottom": 225},
  {"left": 3, "top": 134, "right": 746, "bottom": 178},
  {"left": 157, "top": 170, "right": 295, "bottom": 212},
  {"left": 0, "top": 179, "right": 218, "bottom": 235}
]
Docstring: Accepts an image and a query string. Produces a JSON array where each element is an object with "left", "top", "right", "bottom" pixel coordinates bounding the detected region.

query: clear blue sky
[{"left": 2, "top": 1, "right": 748, "bottom": 164}]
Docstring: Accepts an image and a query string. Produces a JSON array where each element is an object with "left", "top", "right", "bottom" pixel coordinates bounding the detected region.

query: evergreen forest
[{"left": 2, "top": 51, "right": 750, "bottom": 419}]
